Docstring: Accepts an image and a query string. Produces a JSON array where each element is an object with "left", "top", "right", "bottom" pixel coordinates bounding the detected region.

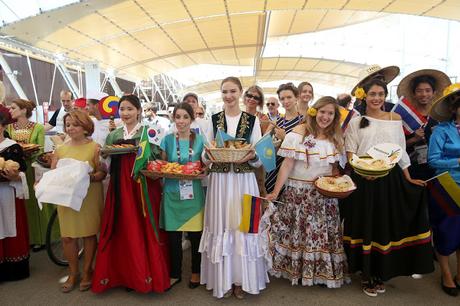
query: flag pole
[
  {"left": 424, "top": 171, "right": 449, "bottom": 183},
  {"left": 256, "top": 195, "right": 285, "bottom": 205}
]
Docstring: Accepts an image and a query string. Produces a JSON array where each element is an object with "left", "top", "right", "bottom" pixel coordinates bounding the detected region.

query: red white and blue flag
[{"left": 391, "top": 96, "right": 427, "bottom": 135}]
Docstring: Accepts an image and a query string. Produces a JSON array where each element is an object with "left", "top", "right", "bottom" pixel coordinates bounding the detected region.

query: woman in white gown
[{"left": 199, "top": 77, "right": 269, "bottom": 299}]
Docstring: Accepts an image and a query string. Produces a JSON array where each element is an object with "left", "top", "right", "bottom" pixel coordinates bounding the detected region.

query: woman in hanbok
[
  {"left": 160, "top": 103, "right": 205, "bottom": 289},
  {"left": 51, "top": 110, "right": 106, "bottom": 292},
  {"left": 7, "top": 99, "right": 48, "bottom": 251},
  {"left": 0, "top": 109, "right": 29, "bottom": 282},
  {"left": 342, "top": 79, "right": 434, "bottom": 297},
  {"left": 427, "top": 83, "right": 460, "bottom": 297},
  {"left": 200, "top": 76, "right": 268, "bottom": 299},
  {"left": 264, "top": 96, "right": 348, "bottom": 288},
  {"left": 265, "top": 83, "right": 304, "bottom": 195},
  {"left": 92, "top": 95, "right": 170, "bottom": 293}
]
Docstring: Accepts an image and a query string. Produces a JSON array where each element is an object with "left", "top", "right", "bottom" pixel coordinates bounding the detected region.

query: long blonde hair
[{"left": 304, "top": 96, "right": 343, "bottom": 153}]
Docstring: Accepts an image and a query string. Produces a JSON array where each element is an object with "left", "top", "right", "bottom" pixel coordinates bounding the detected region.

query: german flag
[{"left": 240, "top": 194, "right": 263, "bottom": 234}]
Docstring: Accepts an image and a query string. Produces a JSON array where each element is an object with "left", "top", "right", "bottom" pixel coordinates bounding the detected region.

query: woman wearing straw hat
[
  {"left": 352, "top": 65, "right": 399, "bottom": 113},
  {"left": 427, "top": 83, "right": 460, "bottom": 297},
  {"left": 343, "top": 78, "right": 434, "bottom": 297},
  {"left": 397, "top": 69, "right": 451, "bottom": 181}
]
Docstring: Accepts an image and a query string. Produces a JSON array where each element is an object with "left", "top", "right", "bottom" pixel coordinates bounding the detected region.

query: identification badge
[
  {"left": 414, "top": 144, "right": 428, "bottom": 164},
  {"left": 179, "top": 180, "right": 194, "bottom": 200}
]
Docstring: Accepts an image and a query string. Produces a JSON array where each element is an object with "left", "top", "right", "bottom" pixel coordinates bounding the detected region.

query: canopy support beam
[
  {"left": 0, "top": 52, "right": 27, "bottom": 99},
  {"left": 56, "top": 60, "right": 80, "bottom": 98}
]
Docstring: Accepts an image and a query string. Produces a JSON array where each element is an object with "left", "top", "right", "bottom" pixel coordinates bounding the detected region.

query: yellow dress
[{"left": 55, "top": 141, "right": 104, "bottom": 238}]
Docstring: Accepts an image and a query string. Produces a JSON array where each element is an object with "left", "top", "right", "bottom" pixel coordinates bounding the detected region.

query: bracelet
[{"left": 250, "top": 155, "right": 259, "bottom": 162}]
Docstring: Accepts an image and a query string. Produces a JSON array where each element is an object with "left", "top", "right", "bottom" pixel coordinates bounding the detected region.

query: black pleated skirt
[{"left": 341, "top": 167, "right": 434, "bottom": 281}]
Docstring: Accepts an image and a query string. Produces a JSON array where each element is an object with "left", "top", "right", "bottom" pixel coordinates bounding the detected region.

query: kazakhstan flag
[
  {"left": 215, "top": 128, "right": 235, "bottom": 147},
  {"left": 255, "top": 134, "right": 276, "bottom": 172}
]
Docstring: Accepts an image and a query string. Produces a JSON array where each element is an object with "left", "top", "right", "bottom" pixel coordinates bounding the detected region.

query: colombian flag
[
  {"left": 240, "top": 194, "right": 263, "bottom": 234},
  {"left": 340, "top": 107, "right": 354, "bottom": 132},
  {"left": 427, "top": 172, "right": 460, "bottom": 216}
]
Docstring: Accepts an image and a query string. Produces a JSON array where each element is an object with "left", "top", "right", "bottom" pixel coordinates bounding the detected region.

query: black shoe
[
  {"left": 454, "top": 276, "right": 460, "bottom": 290},
  {"left": 188, "top": 281, "right": 200, "bottom": 289},
  {"left": 441, "top": 279, "right": 458, "bottom": 297},
  {"left": 32, "top": 245, "right": 45, "bottom": 252},
  {"left": 166, "top": 278, "right": 181, "bottom": 291}
]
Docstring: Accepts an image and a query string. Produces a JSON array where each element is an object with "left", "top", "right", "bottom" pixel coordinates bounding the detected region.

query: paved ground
[{"left": 0, "top": 250, "right": 458, "bottom": 305}]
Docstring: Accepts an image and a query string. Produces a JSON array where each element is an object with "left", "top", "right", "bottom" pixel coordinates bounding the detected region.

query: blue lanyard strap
[{"left": 175, "top": 132, "right": 194, "bottom": 163}]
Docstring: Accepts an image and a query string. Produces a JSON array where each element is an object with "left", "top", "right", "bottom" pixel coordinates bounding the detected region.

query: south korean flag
[{"left": 146, "top": 122, "right": 166, "bottom": 145}]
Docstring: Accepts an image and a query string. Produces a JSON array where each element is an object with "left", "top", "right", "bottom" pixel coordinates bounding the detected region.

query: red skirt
[
  {"left": 0, "top": 198, "right": 30, "bottom": 282},
  {"left": 92, "top": 154, "right": 170, "bottom": 293}
]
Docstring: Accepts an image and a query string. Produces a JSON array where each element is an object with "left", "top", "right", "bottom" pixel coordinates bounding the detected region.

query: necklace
[{"left": 175, "top": 132, "right": 194, "bottom": 163}]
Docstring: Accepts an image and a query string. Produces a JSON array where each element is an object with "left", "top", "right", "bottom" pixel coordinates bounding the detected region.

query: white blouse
[
  {"left": 345, "top": 116, "right": 410, "bottom": 169},
  {"left": 278, "top": 132, "right": 340, "bottom": 186}
]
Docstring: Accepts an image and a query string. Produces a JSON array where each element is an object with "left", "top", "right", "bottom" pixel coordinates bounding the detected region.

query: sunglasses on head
[{"left": 245, "top": 93, "right": 262, "bottom": 102}]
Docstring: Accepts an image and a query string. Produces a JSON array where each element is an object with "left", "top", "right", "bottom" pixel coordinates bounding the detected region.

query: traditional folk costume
[
  {"left": 92, "top": 125, "right": 170, "bottom": 293},
  {"left": 265, "top": 114, "right": 303, "bottom": 194},
  {"left": 261, "top": 132, "right": 348, "bottom": 288},
  {"left": 160, "top": 132, "right": 205, "bottom": 280},
  {"left": 7, "top": 122, "right": 53, "bottom": 246},
  {"left": 199, "top": 111, "right": 269, "bottom": 298},
  {"left": 342, "top": 116, "right": 434, "bottom": 281},
  {"left": 427, "top": 121, "right": 460, "bottom": 256},
  {"left": 54, "top": 141, "right": 104, "bottom": 238},
  {"left": 0, "top": 139, "right": 29, "bottom": 281}
]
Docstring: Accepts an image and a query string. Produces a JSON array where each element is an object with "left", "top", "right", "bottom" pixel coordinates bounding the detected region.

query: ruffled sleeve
[
  {"left": 394, "top": 120, "right": 411, "bottom": 170},
  {"left": 277, "top": 132, "right": 304, "bottom": 160},
  {"left": 344, "top": 117, "right": 360, "bottom": 153},
  {"left": 309, "top": 140, "right": 341, "bottom": 166}
]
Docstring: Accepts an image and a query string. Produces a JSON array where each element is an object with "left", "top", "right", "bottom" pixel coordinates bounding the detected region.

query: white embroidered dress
[
  {"left": 260, "top": 132, "right": 349, "bottom": 288},
  {"left": 199, "top": 113, "right": 269, "bottom": 298}
]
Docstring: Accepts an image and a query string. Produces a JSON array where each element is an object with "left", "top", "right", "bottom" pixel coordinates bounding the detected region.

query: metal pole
[
  {"left": 0, "top": 52, "right": 28, "bottom": 99},
  {"left": 48, "top": 64, "right": 57, "bottom": 105},
  {"left": 25, "top": 51, "right": 39, "bottom": 122}
]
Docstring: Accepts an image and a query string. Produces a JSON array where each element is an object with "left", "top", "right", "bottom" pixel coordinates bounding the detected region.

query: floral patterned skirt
[{"left": 261, "top": 183, "right": 348, "bottom": 288}]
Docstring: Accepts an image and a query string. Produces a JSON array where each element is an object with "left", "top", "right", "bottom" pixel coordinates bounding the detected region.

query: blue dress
[{"left": 428, "top": 121, "right": 460, "bottom": 256}]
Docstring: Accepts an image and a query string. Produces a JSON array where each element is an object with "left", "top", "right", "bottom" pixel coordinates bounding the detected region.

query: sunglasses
[
  {"left": 266, "top": 102, "right": 275, "bottom": 106},
  {"left": 196, "top": 112, "right": 204, "bottom": 115},
  {"left": 245, "top": 93, "right": 262, "bottom": 102}
]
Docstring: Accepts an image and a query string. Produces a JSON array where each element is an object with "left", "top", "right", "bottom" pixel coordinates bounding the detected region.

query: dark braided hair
[{"left": 359, "top": 79, "right": 388, "bottom": 129}]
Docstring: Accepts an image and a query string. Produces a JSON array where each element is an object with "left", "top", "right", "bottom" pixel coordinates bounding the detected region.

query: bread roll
[{"left": 4, "top": 160, "right": 20, "bottom": 171}]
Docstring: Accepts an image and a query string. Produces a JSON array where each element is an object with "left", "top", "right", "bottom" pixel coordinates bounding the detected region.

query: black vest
[{"left": 209, "top": 111, "right": 256, "bottom": 173}]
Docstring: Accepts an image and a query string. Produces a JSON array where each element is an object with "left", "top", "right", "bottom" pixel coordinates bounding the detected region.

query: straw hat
[
  {"left": 351, "top": 65, "right": 400, "bottom": 96},
  {"left": 397, "top": 69, "right": 451, "bottom": 102},
  {"left": 430, "top": 83, "right": 460, "bottom": 122},
  {"left": 0, "top": 81, "right": 5, "bottom": 104}
]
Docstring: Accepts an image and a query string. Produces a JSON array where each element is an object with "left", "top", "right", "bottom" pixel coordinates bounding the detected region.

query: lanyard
[{"left": 175, "top": 132, "right": 194, "bottom": 163}]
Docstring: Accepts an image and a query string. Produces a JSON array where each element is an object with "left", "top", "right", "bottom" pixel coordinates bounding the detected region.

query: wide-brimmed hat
[
  {"left": 351, "top": 65, "right": 400, "bottom": 96},
  {"left": 397, "top": 69, "right": 451, "bottom": 102},
  {"left": 430, "top": 83, "right": 460, "bottom": 122},
  {"left": 0, "top": 81, "right": 5, "bottom": 103}
]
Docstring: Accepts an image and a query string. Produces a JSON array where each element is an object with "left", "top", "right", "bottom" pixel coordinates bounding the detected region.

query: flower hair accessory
[
  {"left": 307, "top": 107, "right": 317, "bottom": 117},
  {"left": 354, "top": 87, "right": 366, "bottom": 100}
]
